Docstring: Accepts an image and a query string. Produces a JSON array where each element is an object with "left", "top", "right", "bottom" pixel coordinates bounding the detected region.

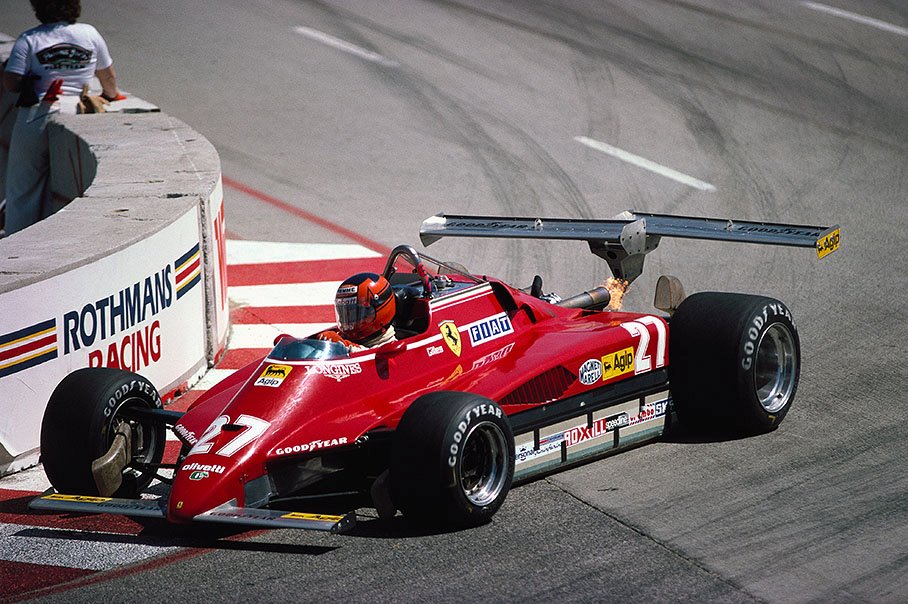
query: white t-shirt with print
[{"left": 5, "top": 21, "right": 113, "bottom": 98}]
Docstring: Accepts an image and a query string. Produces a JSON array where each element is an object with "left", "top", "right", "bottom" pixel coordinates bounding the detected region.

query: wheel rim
[
  {"left": 107, "top": 397, "right": 163, "bottom": 484},
  {"left": 460, "top": 421, "right": 508, "bottom": 507},
  {"left": 753, "top": 323, "right": 798, "bottom": 413}
]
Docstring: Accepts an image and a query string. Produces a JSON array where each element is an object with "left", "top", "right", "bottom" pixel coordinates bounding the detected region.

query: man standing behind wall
[{"left": 2, "top": 0, "right": 122, "bottom": 235}]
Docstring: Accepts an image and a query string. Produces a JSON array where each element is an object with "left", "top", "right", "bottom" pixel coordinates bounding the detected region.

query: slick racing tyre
[
  {"left": 41, "top": 368, "right": 166, "bottom": 497},
  {"left": 668, "top": 292, "right": 800, "bottom": 434},
  {"left": 391, "top": 392, "right": 514, "bottom": 528}
]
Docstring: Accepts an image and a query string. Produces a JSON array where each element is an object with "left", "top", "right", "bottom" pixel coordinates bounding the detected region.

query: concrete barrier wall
[{"left": 0, "top": 110, "right": 229, "bottom": 476}]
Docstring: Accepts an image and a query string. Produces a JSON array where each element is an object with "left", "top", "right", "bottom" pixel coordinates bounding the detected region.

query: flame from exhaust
[{"left": 603, "top": 277, "right": 629, "bottom": 311}]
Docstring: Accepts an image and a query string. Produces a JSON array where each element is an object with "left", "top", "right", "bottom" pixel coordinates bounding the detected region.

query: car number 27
[
  {"left": 187, "top": 414, "right": 271, "bottom": 457},
  {"left": 620, "top": 316, "right": 667, "bottom": 374}
]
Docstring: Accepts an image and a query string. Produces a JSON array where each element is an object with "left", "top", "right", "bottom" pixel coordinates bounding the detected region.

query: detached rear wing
[{"left": 420, "top": 211, "right": 840, "bottom": 283}]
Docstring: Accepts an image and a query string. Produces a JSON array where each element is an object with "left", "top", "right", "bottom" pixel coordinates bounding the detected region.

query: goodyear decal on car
[
  {"left": 254, "top": 363, "right": 293, "bottom": 387},
  {"left": 816, "top": 227, "right": 841, "bottom": 259},
  {"left": 602, "top": 347, "right": 634, "bottom": 381},
  {"left": 465, "top": 312, "right": 513, "bottom": 347},
  {"left": 439, "top": 321, "right": 462, "bottom": 356}
]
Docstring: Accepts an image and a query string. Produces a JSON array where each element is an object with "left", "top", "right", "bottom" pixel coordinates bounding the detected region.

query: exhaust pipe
[{"left": 556, "top": 286, "right": 612, "bottom": 310}]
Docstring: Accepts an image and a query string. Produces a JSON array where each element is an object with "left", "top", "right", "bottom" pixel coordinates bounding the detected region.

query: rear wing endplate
[{"left": 420, "top": 211, "right": 840, "bottom": 283}]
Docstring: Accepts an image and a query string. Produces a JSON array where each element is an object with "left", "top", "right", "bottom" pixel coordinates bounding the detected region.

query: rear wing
[{"left": 420, "top": 211, "right": 840, "bottom": 284}]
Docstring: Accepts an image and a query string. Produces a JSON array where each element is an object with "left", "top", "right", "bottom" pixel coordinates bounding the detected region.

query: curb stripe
[{"left": 228, "top": 258, "right": 383, "bottom": 286}]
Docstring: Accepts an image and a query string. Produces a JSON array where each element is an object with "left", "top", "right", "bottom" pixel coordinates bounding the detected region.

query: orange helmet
[{"left": 334, "top": 273, "right": 396, "bottom": 341}]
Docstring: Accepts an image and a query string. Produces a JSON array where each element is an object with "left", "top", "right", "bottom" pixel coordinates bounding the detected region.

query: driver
[{"left": 316, "top": 273, "right": 397, "bottom": 351}]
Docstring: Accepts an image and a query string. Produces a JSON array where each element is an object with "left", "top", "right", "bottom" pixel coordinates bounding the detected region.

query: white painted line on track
[
  {"left": 293, "top": 26, "right": 399, "bottom": 67},
  {"left": 574, "top": 136, "right": 717, "bottom": 192},
  {"left": 229, "top": 281, "right": 340, "bottom": 307},
  {"left": 229, "top": 323, "right": 333, "bottom": 350},
  {"left": 802, "top": 2, "right": 908, "bottom": 37},
  {"left": 227, "top": 240, "right": 381, "bottom": 265},
  {"left": 0, "top": 523, "right": 181, "bottom": 570}
]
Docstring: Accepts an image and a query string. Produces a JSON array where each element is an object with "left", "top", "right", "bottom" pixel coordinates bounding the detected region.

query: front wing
[{"left": 29, "top": 491, "right": 355, "bottom": 533}]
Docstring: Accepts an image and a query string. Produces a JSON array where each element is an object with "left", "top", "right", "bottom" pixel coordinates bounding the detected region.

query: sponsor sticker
[
  {"left": 254, "top": 363, "right": 293, "bottom": 387},
  {"left": 578, "top": 358, "right": 603, "bottom": 385},
  {"left": 274, "top": 437, "right": 349, "bottom": 456},
  {"left": 465, "top": 313, "right": 514, "bottom": 347},
  {"left": 44, "top": 494, "right": 110, "bottom": 503},
  {"left": 515, "top": 435, "right": 563, "bottom": 465},
  {"left": 174, "top": 423, "right": 197, "bottom": 444},
  {"left": 305, "top": 363, "right": 362, "bottom": 382},
  {"left": 439, "top": 321, "right": 462, "bottom": 356},
  {"left": 281, "top": 512, "right": 346, "bottom": 522},
  {"left": 816, "top": 227, "right": 840, "bottom": 259},
  {"left": 189, "top": 471, "right": 209, "bottom": 481},
  {"left": 471, "top": 342, "right": 514, "bottom": 371},
  {"left": 181, "top": 461, "right": 226, "bottom": 474},
  {"left": 427, "top": 345, "right": 444, "bottom": 357},
  {"left": 565, "top": 413, "right": 629, "bottom": 447},
  {"left": 602, "top": 347, "right": 634, "bottom": 381}
]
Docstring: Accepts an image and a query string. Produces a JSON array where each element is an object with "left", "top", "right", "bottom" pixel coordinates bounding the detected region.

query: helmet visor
[{"left": 335, "top": 295, "right": 376, "bottom": 338}]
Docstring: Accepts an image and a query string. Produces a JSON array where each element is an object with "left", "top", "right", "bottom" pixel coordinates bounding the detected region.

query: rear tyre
[
  {"left": 40, "top": 368, "right": 166, "bottom": 497},
  {"left": 391, "top": 392, "right": 514, "bottom": 528},
  {"left": 668, "top": 292, "right": 800, "bottom": 434}
]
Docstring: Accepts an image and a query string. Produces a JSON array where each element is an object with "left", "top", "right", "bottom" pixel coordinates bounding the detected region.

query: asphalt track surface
[{"left": 2, "top": 0, "right": 907, "bottom": 602}]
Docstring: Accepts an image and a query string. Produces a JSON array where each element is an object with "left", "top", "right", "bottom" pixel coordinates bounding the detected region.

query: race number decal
[
  {"left": 187, "top": 414, "right": 271, "bottom": 457},
  {"left": 619, "top": 316, "right": 667, "bottom": 375}
]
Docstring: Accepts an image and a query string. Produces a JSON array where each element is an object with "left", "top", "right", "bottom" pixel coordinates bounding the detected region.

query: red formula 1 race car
[{"left": 31, "top": 212, "right": 840, "bottom": 533}]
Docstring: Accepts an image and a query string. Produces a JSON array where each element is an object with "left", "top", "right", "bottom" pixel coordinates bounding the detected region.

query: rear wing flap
[{"left": 420, "top": 211, "right": 840, "bottom": 283}]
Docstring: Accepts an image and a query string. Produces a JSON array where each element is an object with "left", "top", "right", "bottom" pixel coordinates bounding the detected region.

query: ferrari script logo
[{"left": 439, "top": 321, "right": 462, "bottom": 357}]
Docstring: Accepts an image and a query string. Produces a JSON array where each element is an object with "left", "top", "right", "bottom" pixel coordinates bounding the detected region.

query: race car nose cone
[{"left": 167, "top": 454, "right": 244, "bottom": 523}]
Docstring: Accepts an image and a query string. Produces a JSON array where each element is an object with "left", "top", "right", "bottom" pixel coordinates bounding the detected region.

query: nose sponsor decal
[{"left": 254, "top": 363, "right": 293, "bottom": 387}]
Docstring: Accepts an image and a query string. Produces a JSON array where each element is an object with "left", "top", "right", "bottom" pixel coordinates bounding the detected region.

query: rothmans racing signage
[{"left": 0, "top": 242, "right": 203, "bottom": 380}]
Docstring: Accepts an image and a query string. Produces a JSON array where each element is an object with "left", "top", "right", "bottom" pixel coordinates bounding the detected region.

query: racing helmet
[{"left": 334, "top": 273, "right": 396, "bottom": 341}]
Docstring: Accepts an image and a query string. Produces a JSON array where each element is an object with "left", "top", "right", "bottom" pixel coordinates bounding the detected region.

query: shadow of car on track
[{"left": 660, "top": 420, "right": 766, "bottom": 445}]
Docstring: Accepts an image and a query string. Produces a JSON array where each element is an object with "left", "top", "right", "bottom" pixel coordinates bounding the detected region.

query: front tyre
[
  {"left": 40, "top": 368, "right": 166, "bottom": 497},
  {"left": 668, "top": 293, "right": 800, "bottom": 434},
  {"left": 391, "top": 392, "right": 514, "bottom": 528}
]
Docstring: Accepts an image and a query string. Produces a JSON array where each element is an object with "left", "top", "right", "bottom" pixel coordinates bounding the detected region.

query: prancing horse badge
[{"left": 439, "top": 321, "right": 462, "bottom": 357}]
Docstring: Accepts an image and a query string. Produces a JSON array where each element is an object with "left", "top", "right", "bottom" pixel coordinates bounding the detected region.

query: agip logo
[
  {"left": 602, "top": 347, "right": 634, "bottom": 381},
  {"left": 254, "top": 364, "right": 293, "bottom": 387}
]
